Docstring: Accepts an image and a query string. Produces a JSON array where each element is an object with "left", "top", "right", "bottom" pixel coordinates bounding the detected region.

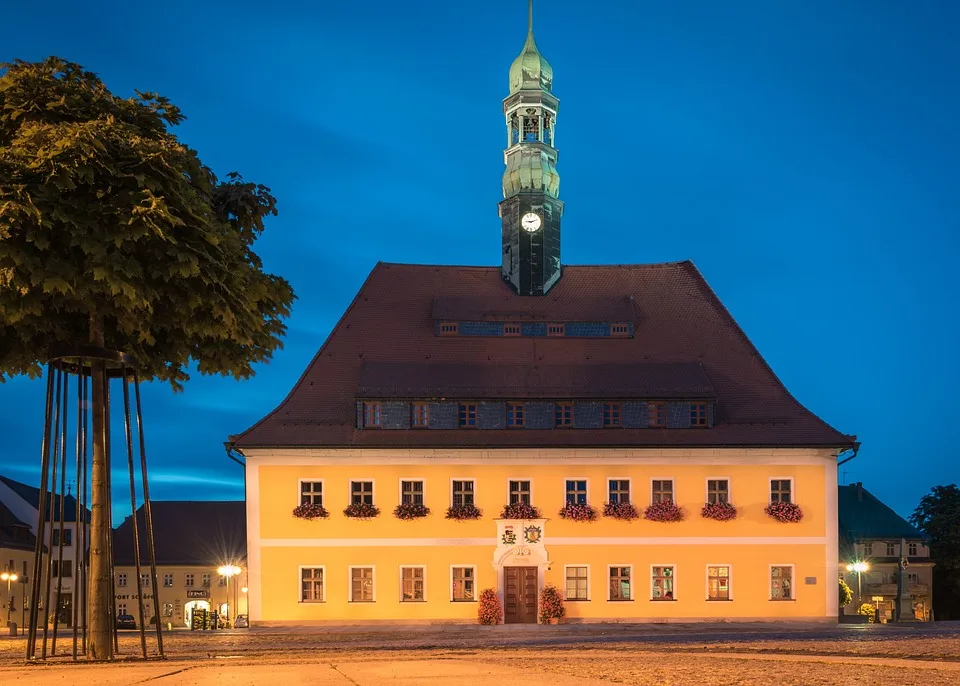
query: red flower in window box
[
  {"left": 644, "top": 500, "right": 684, "bottom": 522},
  {"left": 393, "top": 502, "right": 431, "bottom": 520},
  {"left": 558, "top": 502, "right": 598, "bottom": 522},
  {"left": 292, "top": 503, "right": 329, "bottom": 520},
  {"left": 500, "top": 502, "right": 541, "bottom": 519},
  {"left": 445, "top": 504, "right": 483, "bottom": 521},
  {"left": 343, "top": 502, "right": 381, "bottom": 519},
  {"left": 603, "top": 501, "right": 640, "bottom": 521},
  {"left": 700, "top": 501, "right": 738, "bottom": 521},
  {"left": 477, "top": 588, "right": 503, "bottom": 625},
  {"left": 765, "top": 501, "right": 803, "bottom": 523}
]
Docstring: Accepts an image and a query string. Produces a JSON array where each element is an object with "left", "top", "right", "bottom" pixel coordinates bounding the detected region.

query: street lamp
[
  {"left": 240, "top": 586, "right": 248, "bottom": 616},
  {"left": 1, "top": 572, "right": 18, "bottom": 626},
  {"left": 846, "top": 561, "right": 869, "bottom": 607},
  {"left": 217, "top": 565, "right": 242, "bottom": 626}
]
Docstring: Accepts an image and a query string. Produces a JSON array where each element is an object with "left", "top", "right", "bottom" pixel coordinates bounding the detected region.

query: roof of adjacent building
[
  {"left": 0, "top": 501, "right": 38, "bottom": 552},
  {"left": 838, "top": 483, "right": 926, "bottom": 559},
  {"left": 232, "top": 261, "right": 855, "bottom": 450},
  {"left": 0, "top": 475, "right": 89, "bottom": 522},
  {"left": 113, "top": 501, "right": 245, "bottom": 567}
]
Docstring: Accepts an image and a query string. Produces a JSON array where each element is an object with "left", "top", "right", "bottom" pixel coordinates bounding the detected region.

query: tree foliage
[
  {"left": 838, "top": 577, "right": 853, "bottom": 607},
  {"left": 0, "top": 57, "right": 295, "bottom": 387},
  {"left": 910, "top": 483, "right": 960, "bottom": 619}
]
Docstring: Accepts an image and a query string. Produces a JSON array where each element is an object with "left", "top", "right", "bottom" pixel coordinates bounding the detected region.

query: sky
[{"left": 1, "top": 0, "right": 957, "bottom": 522}]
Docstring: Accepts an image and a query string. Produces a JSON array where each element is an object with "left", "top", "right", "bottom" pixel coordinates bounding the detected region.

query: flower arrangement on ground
[
  {"left": 603, "top": 501, "right": 640, "bottom": 521},
  {"left": 292, "top": 503, "right": 329, "bottom": 520},
  {"left": 558, "top": 502, "right": 598, "bottom": 522},
  {"left": 644, "top": 500, "right": 684, "bottom": 522},
  {"left": 700, "top": 501, "right": 738, "bottom": 521},
  {"left": 445, "top": 504, "right": 483, "bottom": 521},
  {"left": 342, "top": 502, "right": 381, "bottom": 519},
  {"left": 393, "top": 502, "right": 430, "bottom": 520},
  {"left": 538, "top": 584, "right": 566, "bottom": 624},
  {"left": 477, "top": 588, "right": 503, "bottom": 625},
  {"left": 500, "top": 502, "right": 541, "bottom": 519},
  {"left": 764, "top": 501, "right": 803, "bottom": 523}
]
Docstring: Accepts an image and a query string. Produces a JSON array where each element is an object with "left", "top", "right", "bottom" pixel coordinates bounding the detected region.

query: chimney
[{"left": 856, "top": 482, "right": 863, "bottom": 502}]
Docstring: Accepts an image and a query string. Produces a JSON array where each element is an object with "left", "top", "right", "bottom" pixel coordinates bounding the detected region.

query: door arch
[{"left": 183, "top": 600, "right": 210, "bottom": 628}]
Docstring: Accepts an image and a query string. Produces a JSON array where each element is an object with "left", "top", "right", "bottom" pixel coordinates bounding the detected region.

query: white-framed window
[
  {"left": 218, "top": 575, "right": 227, "bottom": 587},
  {"left": 770, "top": 565, "right": 794, "bottom": 600},
  {"left": 52, "top": 560, "right": 72, "bottom": 578},
  {"left": 201, "top": 573, "right": 211, "bottom": 588},
  {"left": 651, "top": 565, "right": 675, "bottom": 600},
  {"left": 608, "top": 565, "right": 632, "bottom": 601},
  {"left": 350, "top": 480, "right": 375, "bottom": 506},
  {"left": 163, "top": 573, "right": 173, "bottom": 588},
  {"left": 706, "top": 565, "right": 731, "bottom": 601},
  {"left": 117, "top": 603, "right": 127, "bottom": 615},
  {"left": 52, "top": 528, "right": 72, "bottom": 547},
  {"left": 349, "top": 566, "right": 375, "bottom": 602},
  {"left": 140, "top": 573, "right": 150, "bottom": 587},
  {"left": 608, "top": 478, "right": 630, "bottom": 504},
  {"left": 885, "top": 542, "right": 896, "bottom": 556},
  {"left": 451, "top": 566, "right": 476, "bottom": 602},
  {"left": 451, "top": 479, "right": 475, "bottom": 507},
  {"left": 565, "top": 479, "right": 588, "bottom": 505},
  {"left": 565, "top": 565, "right": 589, "bottom": 601},
  {"left": 651, "top": 479, "right": 674, "bottom": 504},
  {"left": 300, "top": 566, "right": 325, "bottom": 603},
  {"left": 299, "top": 480, "right": 323, "bottom": 506},
  {"left": 908, "top": 542, "right": 918, "bottom": 557},
  {"left": 400, "top": 479, "right": 425, "bottom": 505},
  {"left": 770, "top": 478, "right": 793, "bottom": 504},
  {"left": 184, "top": 573, "right": 194, "bottom": 587},
  {"left": 400, "top": 566, "right": 426, "bottom": 602},
  {"left": 508, "top": 479, "right": 532, "bottom": 505},
  {"left": 162, "top": 602, "right": 174, "bottom": 617},
  {"left": 862, "top": 542, "right": 873, "bottom": 556},
  {"left": 706, "top": 478, "right": 729, "bottom": 504},
  {"left": 117, "top": 573, "right": 127, "bottom": 587}
]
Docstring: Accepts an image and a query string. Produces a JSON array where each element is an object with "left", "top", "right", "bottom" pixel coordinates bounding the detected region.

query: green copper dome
[{"left": 508, "top": 2, "right": 552, "bottom": 93}]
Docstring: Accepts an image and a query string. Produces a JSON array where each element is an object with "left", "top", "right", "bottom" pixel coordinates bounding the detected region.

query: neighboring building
[
  {"left": 0, "top": 475, "right": 88, "bottom": 625},
  {"left": 838, "top": 483, "right": 932, "bottom": 621},
  {"left": 229, "top": 9, "right": 857, "bottom": 625},
  {"left": 112, "top": 501, "right": 246, "bottom": 628},
  {"left": 0, "top": 501, "right": 38, "bottom": 628}
]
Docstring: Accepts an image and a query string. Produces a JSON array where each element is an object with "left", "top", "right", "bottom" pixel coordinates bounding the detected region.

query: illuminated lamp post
[
  {"left": 217, "top": 565, "right": 242, "bottom": 626},
  {"left": 240, "top": 586, "right": 248, "bottom": 616},
  {"left": 1, "top": 572, "right": 18, "bottom": 626},
  {"left": 845, "top": 561, "right": 869, "bottom": 608}
]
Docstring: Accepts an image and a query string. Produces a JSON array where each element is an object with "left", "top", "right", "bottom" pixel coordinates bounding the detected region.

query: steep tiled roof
[
  {"left": 838, "top": 484, "right": 925, "bottom": 542},
  {"left": 0, "top": 475, "right": 89, "bottom": 522},
  {"left": 113, "top": 501, "right": 245, "bottom": 567},
  {"left": 232, "top": 261, "right": 855, "bottom": 449},
  {"left": 0, "top": 501, "right": 37, "bottom": 552}
]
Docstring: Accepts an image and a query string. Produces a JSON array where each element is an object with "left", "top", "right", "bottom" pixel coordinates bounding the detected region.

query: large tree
[
  {"left": 909, "top": 484, "right": 960, "bottom": 620},
  {"left": 0, "top": 57, "right": 295, "bottom": 658}
]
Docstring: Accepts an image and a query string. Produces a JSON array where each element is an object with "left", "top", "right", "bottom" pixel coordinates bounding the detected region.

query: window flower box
[
  {"left": 292, "top": 503, "right": 329, "bottom": 520},
  {"left": 765, "top": 501, "right": 803, "bottom": 523},
  {"left": 343, "top": 502, "right": 381, "bottom": 519},
  {"left": 701, "top": 501, "right": 738, "bottom": 521},
  {"left": 558, "top": 502, "right": 598, "bottom": 522},
  {"left": 445, "top": 504, "right": 483, "bottom": 521},
  {"left": 644, "top": 500, "right": 684, "bottom": 522},
  {"left": 603, "top": 501, "right": 640, "bottom": 521},
  {"left": 393, "top": 502, "right": 430, "bottom": 520},
  {"left": 500, "top": 502, "right": 541, "bottom": 520}
]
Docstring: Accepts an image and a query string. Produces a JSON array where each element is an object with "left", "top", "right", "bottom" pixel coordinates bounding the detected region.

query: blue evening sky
[{"left": 1, "top": 1, "right": 957, "bottom": 520}]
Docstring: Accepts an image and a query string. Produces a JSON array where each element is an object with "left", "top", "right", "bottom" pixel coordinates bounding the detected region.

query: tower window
[
  {"left": 503, "top": 323, "right": 522, "bottom": 336},
  {"left": 547, "top": 323, "right": 565, "bottom": 336},
  {"left": 611, "top": 322, "right": 630, "bottom": 336},
  {"left": 439, "top": 322, "right": 458, "bottom": 336},
  {"left": 523, "top": 116, "right": 539, "bottom": 142},
  {"left": 543, "top": 113, "right": 553, "bottom": 146},
  {"left": 510, "top": 114, "right": 521, "bottom": 146}
]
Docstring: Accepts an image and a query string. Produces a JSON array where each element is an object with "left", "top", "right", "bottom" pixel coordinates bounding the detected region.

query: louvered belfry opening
[{"left": 27, "top": 346, "right": 163, "bottom": 661}]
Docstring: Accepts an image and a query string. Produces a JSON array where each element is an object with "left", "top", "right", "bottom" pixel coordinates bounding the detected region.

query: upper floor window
[
  {"left": 117, "top": 573, "right": 127, "bottom": 587},
  {"left": 603, "top": 402, "right": 621, "bottom": 427},
  {"left": 300, "top": 481, "right": 323, "bottom": 506},
  {"left": 652, "top": 479, "right": 674, "bottom": 504},
  {"left": 647, "top": 401, "right": 666, "bottom": 428},
  {"left": 411, "top": 402, "right": 430, "bottom": 429},
  {"left": 363, "top": 402, "right": 381, "bottom": 429},
  {"left": 770, "top": 479, "right": 792, "bottom": 504},
  {"left": 610, "top": 322, "right": 629, "bottom": 336},
  {"left": 52, "top": 560, "right": 72, "bottom": 578},
  {"left": 503, "top": 323, "right": 522, "bottom": 336},
  {"left": 547, "top": 323, "right": 565, "bottom": 336},
  {"left": 707, "top": 479, "right": 729, "bottom": 504},
  {"left": 141, "top": 573, "right": 150, "bottom": 587},
  {"left": 609, "top": 479, "right": 630, "bottom": 504},
  {"left": 439, "top": 322, "right": 458, "bottom": 336},
  {"left": 565, "top": 480, "right": 587, "bottom": 505},
  {"left": 201, "top": 573, "right": 211, "bottom": 588},
  {"left": 907, "top": 572, "right": 920, "bottom": 584},
  {"left": 218, "top": 575, "right": 227, "bottom": 587},
  {"left": 886, "top": 542, "right": 896, "bottom": 556},
  {"left": 509, "top": 480, "right": 531, "bottom": 505},
  {"left": 52, "top": 529, "right": 72, "bottom": 547},
  {"left": 163, "top": 574, "right": 173, "bottom": 588},
  {"left": 506, "top": 402, "right": 525, "bottom": 428},
  {"left": 908, "top": 542, "right": 918, "bottom": 556},
  {"left": 452, "top": 480, "right": 475, "bottom": 507},
  {"left": 690, "top": 402, "right": 708, "bottom": 427},
  {"left": 184, "top": 573, "right": 194, "bottom": 587},
  {"left": 401, "top": 480, "right": 424, "bottom": 505},
  {"left": 351, "top": 481, "right": 374, "bottom": 505},
  {"left": 863, "top": 542, "right": 873, "bottom": 556},
  {"left": 555, "top": 402, "right": 573, "bottom": 428},
  {"left": 458, "top": 403, "right": 478, "bottom": 428}
]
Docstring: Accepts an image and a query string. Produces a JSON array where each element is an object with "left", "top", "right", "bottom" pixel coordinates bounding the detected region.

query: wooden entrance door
[{"left": 504, "top": 566, "right": 538, "bottom": 624}]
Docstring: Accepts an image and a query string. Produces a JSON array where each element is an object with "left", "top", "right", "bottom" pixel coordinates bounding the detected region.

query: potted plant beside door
[{"left": 538, "top": 584, "right": 566, "bottom": 625}]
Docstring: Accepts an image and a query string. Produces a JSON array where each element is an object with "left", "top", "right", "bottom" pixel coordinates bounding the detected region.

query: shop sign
[{"left": 186, "top": 589, "right": 210, "bottom": 599}]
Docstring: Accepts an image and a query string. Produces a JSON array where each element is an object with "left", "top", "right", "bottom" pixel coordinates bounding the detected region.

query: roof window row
[{"left": 436, "top": 321, "right": 632, "bottom": 338}]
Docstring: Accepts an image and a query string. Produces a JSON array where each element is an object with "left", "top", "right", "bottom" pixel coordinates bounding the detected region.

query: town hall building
[{"left": 229, "top": 3, "right": 857, "bottom": 625}]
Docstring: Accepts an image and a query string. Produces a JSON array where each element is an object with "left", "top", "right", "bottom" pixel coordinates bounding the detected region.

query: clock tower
[{"left": 500, "top": 0, "right": 563, "bottom": 296}]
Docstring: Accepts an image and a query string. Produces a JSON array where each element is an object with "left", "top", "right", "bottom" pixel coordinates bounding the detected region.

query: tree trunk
[{"left": 87, "top": 314, "right": 112, "bottom": 660}]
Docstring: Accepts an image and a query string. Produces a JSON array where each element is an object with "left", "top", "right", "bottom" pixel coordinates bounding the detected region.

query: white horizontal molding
[{"left": 260, "top": 536, "right": 827, "bottom": 548}]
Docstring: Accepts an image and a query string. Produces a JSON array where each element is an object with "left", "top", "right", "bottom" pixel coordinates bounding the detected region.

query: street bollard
[{"left": 8, "top": 622, "right": 17, "bottom": 637}]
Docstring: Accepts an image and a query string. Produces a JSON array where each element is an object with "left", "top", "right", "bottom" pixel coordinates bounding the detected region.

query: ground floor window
[
  {"left": 770, "top": 566, "right": 793, "bottom": 600},
  {"left": 401, "top": 566, "right": 425, "bottom": 602},
  {"left": 652, "top": 566, "right": 675, "bottom": 600},
  {"left": 565, "top": 566, "right": 588, "bottom": 600},
  {"left": 707, "top": 566, "right": 730, "bottom": 600},
  {"left": 301, "top": 567, "right": 324, "bottom": 602},
  {"left": 350, "top": 567, "right": 374, "bottom": 602},
  {"left": 609, "top": 566, "right": 631, "bottom": 600},
  {"left": 452, "top": 567, "right": 475, "bottom": 601}
]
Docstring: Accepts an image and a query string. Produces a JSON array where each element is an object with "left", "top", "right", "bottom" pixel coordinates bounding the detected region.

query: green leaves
[{"left": 0, "top": 57, "right": 295, "bottom": 389}]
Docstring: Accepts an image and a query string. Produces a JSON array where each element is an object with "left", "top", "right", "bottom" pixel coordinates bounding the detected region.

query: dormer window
[
  {"left": 362, "top": 402, "right": 381, "bottom": 429},
  {"left": 506, "top": 402, "right": 525, "bottom": 428},
  {"left": 439, "top": 322, "right": 458, "bottom": 336},
  {"left": 503, "top": 323, "right": 522, "bottom": 336},
  {"left": 647, "top": 401, "right": 666, "bottom": 428},
  {"left": 547, "top": 323, "right": 565, "bottom": 337},
  {"left": 611, "top": 322, "right": 629, "bottom": 336},
  {"left": 690, "top": 402, "right": 708, "bottom": 427},
  {"left": 603, "top": 402, "right": 622, "bottom": 427}
]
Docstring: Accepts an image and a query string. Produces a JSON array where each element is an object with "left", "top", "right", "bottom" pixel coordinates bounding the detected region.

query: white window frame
[
  {"left": 449, "top": 565, "right": 478, "bottom": 602},
  {"left": 563, "top": 564, "right": 590, "bottom": 601},
  {"left": 399, "top": 565, "right": 427, "bottom": 603},
  {"left": 650, "top": 563, "right": 677, "bottom": 601},
  {"left": 563, "top": 477, "right": 590, "bottom": 505},
  {"left": 607, "top": 477, "right": 632, "bottom": 504},
  {"left": 506, "top": 478, "right": 534, "bottom": 506},
  {"left": 348, "top": 565, "right": 376, "bottom": 603},
  {"left": 885, "top": 542, "right": 897, "bottom": 557},
  {"left": 298, "top": 565, "right": 326, "bottom": 603},
  {"left": 607, "top": 564, "right": 633, "bottom": 601},
  {"left": 705, "top": 563, "right": 733, "bottom": 601},
  {"left": 398, "top": 478, "right": 426, "bottom": 505},
  {"left": 163, "top": 573, "right": 173, "bottom": 588},
  {"left": 908, "top": 542, "right": 918, "bottom": 557},
  {"left": 769, "top": 563, "right": 796, "bottom": 600},
  {"left": 705, "top": 477, "right": 732, "bottom": 504},
  {"left": 349, "top": 479, "right": 377, "bottom": 506},
  {"left": 298, "top": 478, "right": 325, "bottom": 506},
  {"left": 117, "top": 572, "right": 127, "bottom": 587},
  {"left": 650, "top": 477, "right": 675, "bottom": 504},
  {"left": 769, "top": 477, "right": 795, "bottom": 504},
  {"left": 449, "top": 478, "right": 477, "bottom": 507}
]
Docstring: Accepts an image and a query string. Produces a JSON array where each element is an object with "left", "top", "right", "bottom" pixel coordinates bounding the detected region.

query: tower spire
[{"left": 528, "top": 0, "right": 534, "bottom": 34}]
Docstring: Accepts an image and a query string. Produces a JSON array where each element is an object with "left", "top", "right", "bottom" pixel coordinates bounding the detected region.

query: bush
[
  {"left": 477, "top": 588, "right": 503, "bottom": 625},
  {"left": 538, "top": 584, "right": 566, "bottom": 623},
  {"left": 292, "top": 503, "right": 329, "bottom": 520},
  {"left": 858, "top": 602, "right": 876, "bottom": 622},
  {"left": 839, "top": 577, "right": 853, "bottom": 607},
  {"left": 393, "top": 502, "right": 430, "bottom": 520}
]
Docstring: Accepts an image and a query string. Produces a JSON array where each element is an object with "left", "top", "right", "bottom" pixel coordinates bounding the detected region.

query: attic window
[
  {"left": 547, "top": 323, "right": 565, "bottom": 337},
  {"left": 690, "top": 402, "right": 708, "bottom": 427},
  {"left": 611, "top": 322, "right": 630, "bottom": 336},
  {"left": 439, "top": 322, "right": 459, "bottom": 336},
  {"left": 363, "top": 402, "right": 381, "bottom": 429},
  {"left": 503, "top": 323, "right": 522, "bottom": 336}
]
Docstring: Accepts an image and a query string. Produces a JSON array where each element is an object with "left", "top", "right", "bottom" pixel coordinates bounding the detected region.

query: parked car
[
  {"left": 234, "top": 614, "right": 248, "bottom": 628},
  {"left": 116, "top": 614, "right": 136, "bottom": 630}
]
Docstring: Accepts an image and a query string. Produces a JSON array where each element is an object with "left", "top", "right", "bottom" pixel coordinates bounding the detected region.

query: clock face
[{"left": 521, "top": 212, "right": 542, "bottom": 232}]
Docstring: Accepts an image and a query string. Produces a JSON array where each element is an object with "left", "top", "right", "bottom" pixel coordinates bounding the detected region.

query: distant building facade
[
  {"left": 112, "top": 501, "right": 246, "bottom": 628},
  {"left": 839, "top": 483, "right": 932, "bottom": 621},
  {"left": 0, "top": 501, "right": 38, "bottom": 628}
]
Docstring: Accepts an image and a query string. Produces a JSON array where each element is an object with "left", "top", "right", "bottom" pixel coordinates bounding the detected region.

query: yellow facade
[{"left": 246, "top": 448, "right": 839, "bottom": 625}]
